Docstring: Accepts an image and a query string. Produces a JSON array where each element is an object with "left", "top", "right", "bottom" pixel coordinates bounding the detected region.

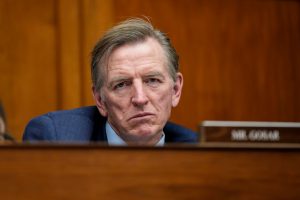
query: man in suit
[{"left": 23, "top": 18, "right": 198, "bottom": 145}]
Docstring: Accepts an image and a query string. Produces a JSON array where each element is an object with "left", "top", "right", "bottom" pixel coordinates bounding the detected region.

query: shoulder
[
  {"left": 23, "top": 106, "right": 106, "bottom": 141},
  {"left": 34, "top": 106, "right": 101, "bottom": 126},
  {"left": 164, "top": 121, "right": 199, "bottom": 143},
  {"left": 46, "top": 106, "right": 100, "bottom": 118}
]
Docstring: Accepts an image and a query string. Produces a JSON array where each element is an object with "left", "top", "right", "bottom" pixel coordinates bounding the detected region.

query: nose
[{"left": 131, "top": 80, "right": 148, "bottom": 107}]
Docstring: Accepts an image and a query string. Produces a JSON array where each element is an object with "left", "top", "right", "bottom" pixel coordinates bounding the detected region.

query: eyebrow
[
  {"left": 107, "top": 71, "right": 166, "bottom": 89},
  {"left": 143, "top": 72, "right": 165, "bottom": 79}
]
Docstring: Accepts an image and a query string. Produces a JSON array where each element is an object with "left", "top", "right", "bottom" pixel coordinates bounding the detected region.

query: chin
[
  {"left": 130, "top": 126, "right": 160, "bottom": 138},
  {"left": 124, "top": 125, "right": 163, "bottom": 144},
  {"left": 133, "top": 128, "right": 154, "bottom": 136}
]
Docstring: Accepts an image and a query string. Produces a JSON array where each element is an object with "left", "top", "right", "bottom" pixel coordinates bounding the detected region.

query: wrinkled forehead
[{"left": 102, "top": 37, "right": 168, "bottom": 76}]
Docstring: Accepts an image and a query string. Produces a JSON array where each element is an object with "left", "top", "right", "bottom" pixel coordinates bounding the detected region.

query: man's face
[{"left": 93, "top": 38, "right": 183, "bottom": 144}]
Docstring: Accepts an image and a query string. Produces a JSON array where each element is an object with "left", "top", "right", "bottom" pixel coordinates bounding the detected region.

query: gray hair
[{"left": 91, "top": 18, "right": 179, "bottom": 91}]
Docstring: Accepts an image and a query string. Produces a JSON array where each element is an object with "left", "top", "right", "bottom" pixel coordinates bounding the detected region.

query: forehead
[{"left": 107, "top": 38, "right": 167, "bottom": 70}]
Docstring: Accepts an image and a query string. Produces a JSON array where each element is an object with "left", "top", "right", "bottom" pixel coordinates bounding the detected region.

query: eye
[
  {"left": 114, "top": 81, "right": 130, "bottom": 90},
  {"left": 145, "top": 78, "right": 161, "bottom": 87}
]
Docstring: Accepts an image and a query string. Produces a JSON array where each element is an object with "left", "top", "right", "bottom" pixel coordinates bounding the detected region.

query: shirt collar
[{"left": 105, "top": 122, "right": 165, "bottom": 146}]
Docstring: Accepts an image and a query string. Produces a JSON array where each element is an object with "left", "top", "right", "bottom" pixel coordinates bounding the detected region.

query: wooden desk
[{"left": 0, "top": 144, "right": 299, "bottom": 200}]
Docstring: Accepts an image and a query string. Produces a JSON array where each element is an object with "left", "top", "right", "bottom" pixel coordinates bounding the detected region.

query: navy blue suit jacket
[{"left": 23, "top": 106, "right": 198, "bottom": 143}]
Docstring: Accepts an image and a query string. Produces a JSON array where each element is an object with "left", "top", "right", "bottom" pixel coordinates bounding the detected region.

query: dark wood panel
[
  {"left": 80, "top": 0, "right": 114, "bottom": 106},
  {"left": 0, "top": 0, "right": 58, "bottom": 139},
  {"left": 112, "top": 0, "right": 300, "bottom": 130},
  {"left": 56, "top": 0, "right": 82, "bottom": 109},
  {"left": 0, "top": 145, "right": 299, "bottom": 200}
]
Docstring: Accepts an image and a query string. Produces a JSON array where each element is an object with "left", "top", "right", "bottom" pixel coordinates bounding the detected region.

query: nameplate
[{"left": 200, "top": 121, "right": 300, "bottom": 143}]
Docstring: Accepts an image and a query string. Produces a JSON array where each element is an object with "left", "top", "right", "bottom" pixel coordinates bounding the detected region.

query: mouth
[{"left": 128, "top": 112, "right": 154, "bottom": 121}]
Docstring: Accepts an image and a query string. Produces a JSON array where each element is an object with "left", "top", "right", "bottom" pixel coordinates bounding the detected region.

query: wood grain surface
[{"left": 0, "top": 145, "right": 299, "bottom": 200}]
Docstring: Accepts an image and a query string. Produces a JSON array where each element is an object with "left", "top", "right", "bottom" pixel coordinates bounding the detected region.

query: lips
[{"left": 128, "top": 112, "right": 154, "bottom": 121}]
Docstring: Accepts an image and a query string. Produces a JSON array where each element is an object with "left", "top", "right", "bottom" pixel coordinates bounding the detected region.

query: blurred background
[{"left": 0, "top": 0, "right": 299, "bottom": 141}]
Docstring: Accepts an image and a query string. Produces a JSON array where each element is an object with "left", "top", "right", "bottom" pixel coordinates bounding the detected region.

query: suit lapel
[{"left": 90, "top": 111, "right": 108, "bottom": 143}]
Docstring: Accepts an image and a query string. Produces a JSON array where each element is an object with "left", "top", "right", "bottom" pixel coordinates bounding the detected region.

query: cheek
[
  {"left": 104, "top": 94, "right": 131, "bottom": 116},
  {"left": 154, "top": 88, "right": 173, "bottom": 110}
]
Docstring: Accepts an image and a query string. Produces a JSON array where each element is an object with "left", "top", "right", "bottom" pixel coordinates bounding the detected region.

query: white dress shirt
[{"left": 105, "top": 122, "right": 165, "bottom": 146}]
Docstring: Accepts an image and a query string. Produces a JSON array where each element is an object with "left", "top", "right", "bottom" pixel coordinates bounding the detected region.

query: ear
[
  {"left": 172, "top": 72, "right": 183, "bottom": 107},
  {"left": 92, "top": 86, "right": 108, "bottom": 117}
]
